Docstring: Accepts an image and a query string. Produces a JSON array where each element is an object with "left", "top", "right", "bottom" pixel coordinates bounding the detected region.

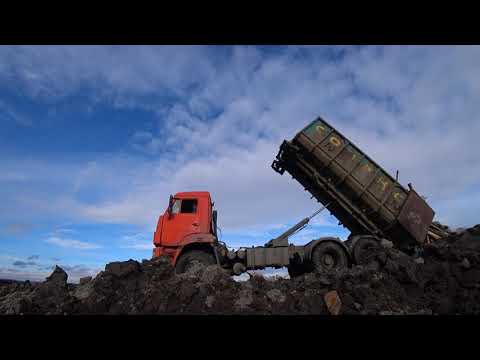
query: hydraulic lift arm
[{"left": 265, "top": 203, "right": 330, "bottom": 247}]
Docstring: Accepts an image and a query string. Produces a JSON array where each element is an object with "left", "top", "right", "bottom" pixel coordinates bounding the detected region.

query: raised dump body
[{"left": 272, "top": 117, "right": 435, "bottom": 250}]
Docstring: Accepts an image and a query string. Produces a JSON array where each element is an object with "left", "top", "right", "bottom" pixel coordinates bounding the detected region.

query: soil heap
[{"left": 1, "top": 225, "right": 479, "bottom": 315}]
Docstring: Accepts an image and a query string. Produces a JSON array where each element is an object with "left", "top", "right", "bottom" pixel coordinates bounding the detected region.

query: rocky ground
[{"left": 1, "top": 225, "right": 479, "bottom": 315}]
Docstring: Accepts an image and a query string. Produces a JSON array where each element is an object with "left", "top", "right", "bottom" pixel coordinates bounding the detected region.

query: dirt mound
[{"left": 1, "top": 225, "right": 479, "bottom": 315}]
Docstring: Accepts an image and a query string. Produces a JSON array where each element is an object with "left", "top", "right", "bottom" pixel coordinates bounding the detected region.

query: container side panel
[
  {"left": 384, "top": 186, "right": 408, "bottom": 215},
  {"left": 368, "top": 172, "right": 394, "bottom": 201},
  {"left": 303, "top": 120, "right": 332, "bottom": 144},
  {"left": 336, "top": 145, "right": 362, "bottom": 172},
  {"left": 318, "top": 131, "right": 346, "bottom": 159},
  {"left": 352, "top": 158, "right": 377, "bottom": 186}
]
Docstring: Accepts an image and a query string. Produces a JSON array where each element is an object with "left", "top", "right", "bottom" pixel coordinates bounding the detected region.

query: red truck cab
[{"left": 153, "top": 191, "right": 221, "bottom": 273}]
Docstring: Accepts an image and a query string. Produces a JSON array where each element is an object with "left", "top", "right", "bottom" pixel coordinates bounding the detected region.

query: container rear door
[{"left": 397, "top": 190, "right": 435, "bottom": 244}]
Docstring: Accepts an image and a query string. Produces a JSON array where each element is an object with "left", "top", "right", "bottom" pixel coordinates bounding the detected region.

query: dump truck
[{"left": 153, "top": 116, "right": 450, "bottom": 277}]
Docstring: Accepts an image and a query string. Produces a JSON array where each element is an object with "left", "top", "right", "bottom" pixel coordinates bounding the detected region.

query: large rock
[
  {"left": 324, "top": 290, "right": 342, "bottom": 315},
  {"left": 79, "top": 276, "right": 92, "bottom": 285},
  {"left": 46, "top": 266, "right": 68, "bottom": 285},
  {"left": 105, "top": 259, "right": 141, "bottom": 278}
]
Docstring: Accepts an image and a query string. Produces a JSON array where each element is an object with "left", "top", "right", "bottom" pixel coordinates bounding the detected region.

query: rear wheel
[
  {"left": 175, "top": 250, "right": 216, "bottom": 274},
  {"left": 311, "top": 242, "right": 348, "bottom": 273},
  {"left": 352, "top": 236, "right": 380, "bottom": 265}
]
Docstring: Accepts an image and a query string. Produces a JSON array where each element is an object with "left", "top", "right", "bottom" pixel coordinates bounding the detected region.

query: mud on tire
[
  {"left": 175, "top": 250, "right": 216, "bottom": 274},
  {"left": 311, "top": 242, "right": 348, "bottom": 273},
  {"left": 352, "top": 236, "right": 381, "bottom": 265}
]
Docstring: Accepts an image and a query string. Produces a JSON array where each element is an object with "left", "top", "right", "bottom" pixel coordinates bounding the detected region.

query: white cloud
[
  {"left": 0, "top": 254, "right": 24, "bottom": 262},
  {"left": 130, "top": 131, "right": 164, "bottom": 155},
  {"left": 121, "top": 242, "right": 152, "bottom": 250},
  {"left": 58, "top": 264, "right": 101, "bottom": 282},
  {"left": 0, "top": 268, "right": 49, "bottom": 282},
  {"left": 0, "top": 45, "right": 218, "bottom": 101},
  {"left": 56, "top": 228, "right": 76, "bottom": 234},
  {"left": 0, "top": 45, "right": 479, "bottom": 236},
  {"left": 120, "top": 233, "right": 153, "bottom": 250},
  {"left": 45, "top": 236, "right": 102, "bottom": 250},
  {"left": 0, "top": 264, "right": 101, "bottom": 283}
]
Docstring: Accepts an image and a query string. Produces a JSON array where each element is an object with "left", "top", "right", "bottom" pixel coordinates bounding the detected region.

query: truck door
[{"left": 161, "top": 198, "right": 201, "bottom": 246}]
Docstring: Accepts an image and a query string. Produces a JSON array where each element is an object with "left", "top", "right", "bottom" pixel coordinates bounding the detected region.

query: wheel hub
[
  {"left": 322, "top": 254, "right": 334, "bottom": 268},
  {"left": 185, "top": 260, "right": 202, "bottom": 272}
]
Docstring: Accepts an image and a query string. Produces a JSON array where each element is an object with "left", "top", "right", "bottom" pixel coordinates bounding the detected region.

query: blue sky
[{"left": 0, "top": 45, "right": 478, "bottom": 282}]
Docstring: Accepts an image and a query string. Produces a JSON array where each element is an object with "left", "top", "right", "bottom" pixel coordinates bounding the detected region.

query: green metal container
[{"left": 272, "top": 117, "right": 435, "bottom": 249}]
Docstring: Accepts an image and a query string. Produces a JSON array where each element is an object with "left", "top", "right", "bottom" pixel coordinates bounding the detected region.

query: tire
[
  {"left": 352, "top": 236, "right": 380, "bottom": 265},
  {"left": 311, "top": 242, "right": 348, "bottom": 273},
  {"left": 175, "top": 250, "right": 216, "bottom": 274}
]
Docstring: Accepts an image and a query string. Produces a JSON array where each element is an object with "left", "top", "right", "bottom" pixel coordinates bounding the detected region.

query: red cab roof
[{"left": 174, "top": 191, "right": 211, "bottom": 199}]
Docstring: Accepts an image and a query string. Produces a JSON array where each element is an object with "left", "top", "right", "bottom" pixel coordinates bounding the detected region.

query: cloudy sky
[{"left": 0, "top": 45, "right": 478, "bottom": 282}]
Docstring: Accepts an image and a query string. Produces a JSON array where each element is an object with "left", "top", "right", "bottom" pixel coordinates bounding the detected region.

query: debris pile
[{"left": 1, "top": 225, "right": 479, "bottom": 315}]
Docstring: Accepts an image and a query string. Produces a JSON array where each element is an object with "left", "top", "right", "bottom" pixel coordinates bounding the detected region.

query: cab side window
[{"left": 180, "top": 199, "right": 197, "bottom": 214}]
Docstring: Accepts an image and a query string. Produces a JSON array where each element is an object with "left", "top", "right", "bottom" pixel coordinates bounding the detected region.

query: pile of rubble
[{"left": 1, "top": 225, "right": 479, "bottom": 315}]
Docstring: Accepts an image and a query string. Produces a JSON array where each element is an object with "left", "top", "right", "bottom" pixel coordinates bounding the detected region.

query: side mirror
[{"left": 168, "top": 195, "right": 174, "bottom": 218}]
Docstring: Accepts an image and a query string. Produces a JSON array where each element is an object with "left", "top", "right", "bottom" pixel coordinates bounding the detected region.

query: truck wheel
[
  {"left": 352, "top": 237, "right": 380, "bottom": 265},
  {"left": 175, "top": 250, "right": 216, "bottom": 274},
  {"left": 311, "top": 242, "right": 348, "bottom": 273}
]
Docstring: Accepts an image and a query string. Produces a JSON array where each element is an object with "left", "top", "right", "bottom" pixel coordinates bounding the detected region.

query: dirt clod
[{"left": 79, "top": 276, "right": 92, "bottom": 285}]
